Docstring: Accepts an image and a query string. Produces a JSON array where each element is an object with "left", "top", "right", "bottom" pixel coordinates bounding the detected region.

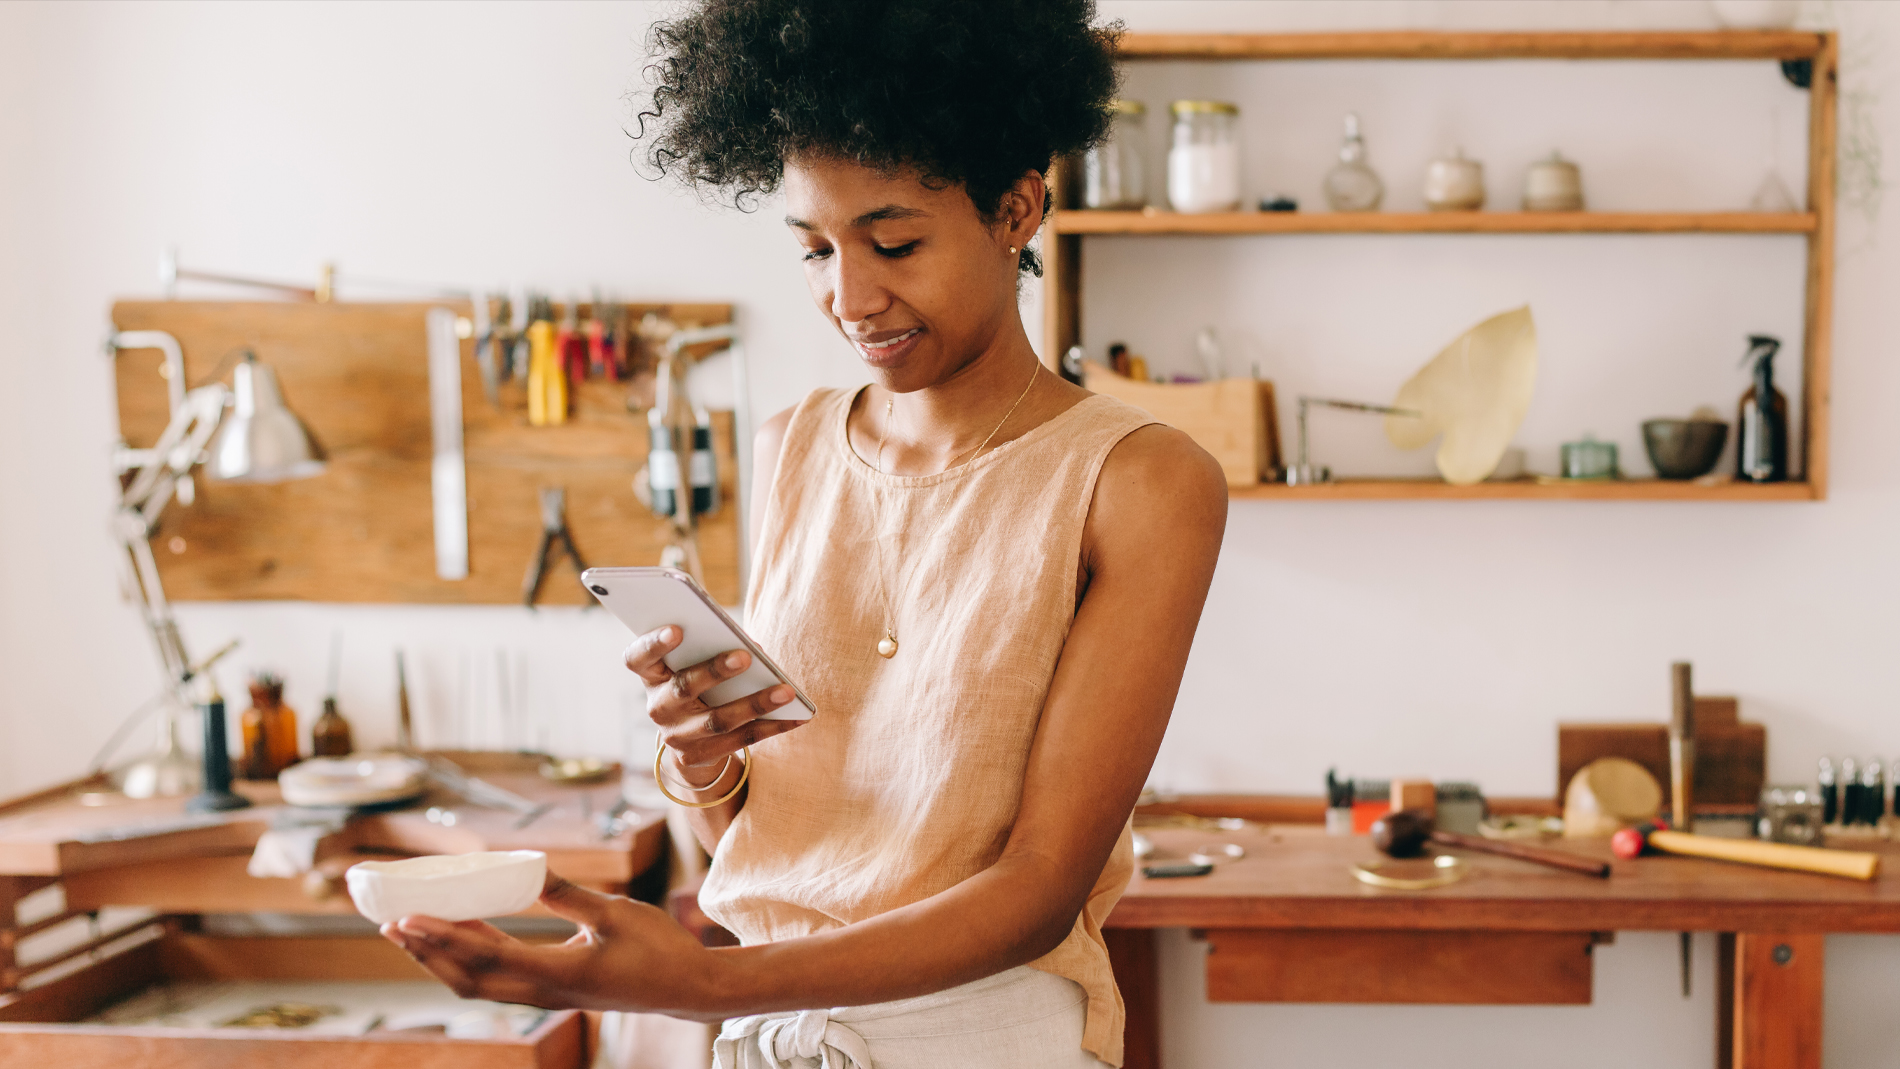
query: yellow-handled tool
[
  {"left": 1615, "top": 824, "right": 1880, "bottom": 881},
  {"left": 526, "top": 319, "right": 565, "bottom": 426}
]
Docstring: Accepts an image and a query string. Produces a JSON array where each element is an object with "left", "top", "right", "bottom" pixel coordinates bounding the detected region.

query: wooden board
[
  {"left": 1204, "top": 928, "right": 1594, "bottom": 1004},
  {"left": 1801, "top": 37, "right": 1837, "bottom": 494},
  {"left": 1108, "top": 825, "right": 1900, "bottom": 933},
  {"left": 1728, "top": 932, "right": 1824, "bottom": 1069},
  {"left": 1231, "top": 479, "right": 1818, "bottom": 501},
  {"left": 1115, "top": 30, "right": 1828, "bottom": 61},
  {"left": 1558, "top": 699, "right": 1766, "bottom": 810},
  {"left": 1055, "top": 211, "right": 1817, "bottom": 235},
  {"left": 110, "top": 301, "right": 742, "bottom": 605}
]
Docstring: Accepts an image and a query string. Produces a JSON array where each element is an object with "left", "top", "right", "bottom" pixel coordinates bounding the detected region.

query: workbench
[
  {"left": 1107, "top": 823, "right": 1900, "bottom": 1069},
  {"left": 0, "top": 752, "right": 671, "bottom": 1066}
]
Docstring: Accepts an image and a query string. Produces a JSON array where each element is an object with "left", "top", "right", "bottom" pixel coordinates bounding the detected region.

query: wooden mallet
[
  {"left": 1372, "top": 809, "right": 1612, "bottom": 879},
  {"left": 1611, "top": 822, "right": 1880, "bottom": 881}
]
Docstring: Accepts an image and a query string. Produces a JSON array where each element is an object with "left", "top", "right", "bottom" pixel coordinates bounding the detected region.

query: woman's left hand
[{"left": 381, "top": 873, "right": 721, "bottom": 1017}]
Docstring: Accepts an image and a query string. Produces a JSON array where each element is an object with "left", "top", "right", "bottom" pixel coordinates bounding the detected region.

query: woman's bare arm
[
  {"left": 647, "top": 406, "right": 799, "bottom": 854},
  {"left": 384, "top": 423, "right": 1227, "bottom": 1017}
]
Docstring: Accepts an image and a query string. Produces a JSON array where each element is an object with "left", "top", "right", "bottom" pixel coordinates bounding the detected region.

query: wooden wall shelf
[
  {"left": 1229, "top": 479, "right": 1817, "bottom": 502},
  {"left": 1043, "top": 31, "right": 1838, "bottom": 502},
  {"left": 1054, "top": 211, "right": 1818, "bottom": 236},
  {"left": 1115, "top": 30, "right": 1828, "bottom": 61}
]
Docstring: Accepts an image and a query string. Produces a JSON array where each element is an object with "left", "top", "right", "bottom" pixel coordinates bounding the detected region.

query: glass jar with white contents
[
  {"left": 1167, "top": 100, "right": 1241, "bottom": 213},
  {"left": 1082, "top": 100, "right": 1148, "bottom": 210}
]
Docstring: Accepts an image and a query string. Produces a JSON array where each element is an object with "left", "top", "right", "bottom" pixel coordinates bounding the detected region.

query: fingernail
[
  {"left": 725, "top": 652, "right": 747, "bottom": 671},
  {"left": 769, "top": 686, "right": 792, "bottom": 705},
  {"left": 659, "top": 627, "right": 678, "bottom": 644}
]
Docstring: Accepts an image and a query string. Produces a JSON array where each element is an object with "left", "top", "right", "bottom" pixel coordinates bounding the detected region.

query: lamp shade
[{"left": 206, "top": 353, "right": 326, "bottom": 483}]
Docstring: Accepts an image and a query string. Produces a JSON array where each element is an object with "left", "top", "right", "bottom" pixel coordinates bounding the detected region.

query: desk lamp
[{"left": 107, "top": 336, "right": 325, "bottom": 810}]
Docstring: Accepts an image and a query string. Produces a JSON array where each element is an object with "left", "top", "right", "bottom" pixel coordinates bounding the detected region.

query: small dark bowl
[{"left": 1642, "top": 419, "right": 1728, "bottom": 479}]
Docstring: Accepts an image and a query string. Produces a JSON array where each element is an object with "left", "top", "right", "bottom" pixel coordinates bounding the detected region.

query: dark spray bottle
[{"left": 1736, "top": 334, "right": 1788, "bottom": 482}]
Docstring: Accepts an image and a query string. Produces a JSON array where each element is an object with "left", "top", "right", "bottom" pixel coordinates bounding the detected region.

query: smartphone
[{"left": 581, "top": 567, "right": 815, "bottom": 720}]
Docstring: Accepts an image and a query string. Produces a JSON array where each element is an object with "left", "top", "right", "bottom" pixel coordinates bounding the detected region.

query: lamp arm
[{"left": 113, "top": 383, "right": 228, "bottom": 693}]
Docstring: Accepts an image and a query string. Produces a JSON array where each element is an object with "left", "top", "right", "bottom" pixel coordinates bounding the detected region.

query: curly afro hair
[{"left": 635, "top": 0, "right": 1121, "bottom": 276}]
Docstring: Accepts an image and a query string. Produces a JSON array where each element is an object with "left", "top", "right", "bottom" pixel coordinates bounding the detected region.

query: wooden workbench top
[
  {"left": 1112, "top": 825, "right": 1900, "bottom": 933},
  {"left": 0, "top": 753, "right": 666, "bottom": 892}
]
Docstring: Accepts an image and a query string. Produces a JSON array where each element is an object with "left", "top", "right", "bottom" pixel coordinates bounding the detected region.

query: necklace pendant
[{"left": 876, "top": 634, "right": 898, "bottom": 659}]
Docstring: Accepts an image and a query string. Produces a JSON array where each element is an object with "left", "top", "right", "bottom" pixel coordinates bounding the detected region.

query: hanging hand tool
[
  {"left": 600, "top": 300, "right": 625, "bottom": 380},
  {"left": 522, "top": 486, "right": 590, "bottom": 607},
  {"left": 526, "top": 313, "right": 565, "bottom": 426},
  {"left": 509, "top": 288, "right": 533, "bottom": 383},
  {"left": 587, "top": 305, "right": 608, "bottom": 379},
  {"left": 471, "top": 290, "right": 498, "bottom": 405},
  {"left": 426, "top": 308, "right": 470, "bottom": 580},
  {"left": 558, "top": 298, "right": 587, "bottom": 386}
]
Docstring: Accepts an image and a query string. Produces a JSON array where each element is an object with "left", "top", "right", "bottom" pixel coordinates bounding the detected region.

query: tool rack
[{"left": 109, "top": 299, "right": 744, "bottom": 605}]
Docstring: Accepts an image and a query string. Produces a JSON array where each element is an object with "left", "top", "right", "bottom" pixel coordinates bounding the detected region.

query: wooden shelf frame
[
  {"left": 1230, "top": 479, "right": 1818, "bottom": 502},
  {"left": 1054, "top": 211, "right": 1817, "bottom": 235},
  {"left": 1042, "top": 31, "right": 1838, "bottom": 502}
]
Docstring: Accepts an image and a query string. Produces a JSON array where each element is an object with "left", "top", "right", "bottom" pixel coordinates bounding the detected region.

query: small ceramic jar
[
  {"left": 1167, "top": 100, "right": 1241, "bottom": 213},
  {"left": 1424, "top": 149, "right": 1485, "bottom": 212},
  {"left": 1523, "top": 152, "right": 1584, "bottom": 211}
]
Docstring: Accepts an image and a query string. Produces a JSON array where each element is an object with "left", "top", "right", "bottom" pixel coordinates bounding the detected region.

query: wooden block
[
  {"left": 1204, "top": 929, "right": 1594, "bottom": 1004},
  {"left": 110, "top": 300, "right": 742, "bottom": 605},
  {"left": 1727, "top": 932, "right": 1824, "bottom": 1069},
  {"left": 1557, "top": 700, "right": 1764, "bottom": 809},
  {"left": 1390, "top": 779, "right": 1436, "bottom": 817},
  {"left": 1081, "top": 362, "right": 1280, "bottom": 487}
]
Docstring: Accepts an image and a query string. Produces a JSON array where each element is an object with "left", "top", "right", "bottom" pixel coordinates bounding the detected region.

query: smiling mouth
[{"left": 854, "top": 328, "right": 920, "bottom": 350}]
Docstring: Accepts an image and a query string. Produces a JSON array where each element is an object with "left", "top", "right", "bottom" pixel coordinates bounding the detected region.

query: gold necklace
[{"left": 868, "top": 365, "right": 1038, "bottom": 659}]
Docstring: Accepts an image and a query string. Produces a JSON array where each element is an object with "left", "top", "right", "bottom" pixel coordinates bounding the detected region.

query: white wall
[{"left": 1, "top": 2, "right": 1895, "bottom": 1066}]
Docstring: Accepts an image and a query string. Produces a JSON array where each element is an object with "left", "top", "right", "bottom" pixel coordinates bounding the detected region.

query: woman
[{"left": 382, "top": 2, "right": 1226, "bottom": 1066}]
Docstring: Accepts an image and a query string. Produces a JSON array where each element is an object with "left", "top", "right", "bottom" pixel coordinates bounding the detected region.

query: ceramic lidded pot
[
  {"left": 1424, "top": 149, "right": 1485, "bottom": 211},
  {"left": 1523, "top": 152, "right": 1584, "bottom": 211}
]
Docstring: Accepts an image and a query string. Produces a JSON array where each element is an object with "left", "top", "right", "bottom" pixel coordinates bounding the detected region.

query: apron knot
[{"left": 714, "top": 1009, "right": 874, "bottom": 1069}]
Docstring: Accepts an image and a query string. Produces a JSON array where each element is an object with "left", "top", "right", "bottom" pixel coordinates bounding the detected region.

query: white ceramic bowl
[{"left": 345, "top": 850, "right": 546, "bottom": 925}]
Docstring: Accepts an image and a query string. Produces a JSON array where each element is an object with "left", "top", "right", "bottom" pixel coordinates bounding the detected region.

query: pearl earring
[{"left": 1007, "top": 245, "right": 1017, "bottom": 256}]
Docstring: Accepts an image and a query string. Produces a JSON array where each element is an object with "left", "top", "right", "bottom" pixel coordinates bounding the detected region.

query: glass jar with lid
[
  {"left": 1082, "top": 99, "right": 1148, "bottom": 210},
  {"left": 1167, "top": 100, "right": 1241, "bottom": 213}
]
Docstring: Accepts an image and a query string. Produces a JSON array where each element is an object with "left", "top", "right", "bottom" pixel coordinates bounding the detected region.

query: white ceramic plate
[
  {"left": 345, "top": 850, "right": 546, "bottom": 925},
  {"left": 279, "top": 754, "right": 428, "bottom": 808}
]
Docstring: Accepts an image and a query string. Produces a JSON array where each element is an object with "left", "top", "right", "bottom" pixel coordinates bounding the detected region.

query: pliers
[{"left": 521, "top": 486, "right": 590, "bottom": 608}]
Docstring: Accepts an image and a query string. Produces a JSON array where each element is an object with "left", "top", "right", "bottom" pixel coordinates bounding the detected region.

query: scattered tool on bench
[
  {"left": 1611, "top": 821, "right": 1880, "bottom": 881},
  {"left": 1373, "top": 808, "right": 1612, "bottom": 879}
]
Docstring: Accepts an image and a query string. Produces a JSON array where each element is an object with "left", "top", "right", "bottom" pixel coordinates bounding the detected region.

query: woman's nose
[{"left": 829, "top": 249, "right": 892, "bottom": 325}]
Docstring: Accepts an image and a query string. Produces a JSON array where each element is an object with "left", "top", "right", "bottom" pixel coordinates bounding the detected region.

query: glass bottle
[
  {"left": 1083, "top": 100, "right": 1148, "bottom": 209},
  {"left": 242, "top": 674, "right": 300, "bottom": 778},
  {"left": 312, "top": 696, "right": 354, "bottom": 757},
  {"left": 1323, "top": 112, "right": 1384, "bottom": 212},
  {"left": 1167, "top": 101, "right": 1241, "bottom": 213}
]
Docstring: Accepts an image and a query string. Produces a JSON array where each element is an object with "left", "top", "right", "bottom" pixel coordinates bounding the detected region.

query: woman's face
[{"left": 782, "top": 155, "right": 1025, "bottom": 391}]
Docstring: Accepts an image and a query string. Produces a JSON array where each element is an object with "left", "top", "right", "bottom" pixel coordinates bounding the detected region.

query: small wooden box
[
  {"left": 0, "top": 932, "right": 585, "bottom": 1068},
  {"left": 1081, "top": 363, "right": 1280, "bottom": 488}
]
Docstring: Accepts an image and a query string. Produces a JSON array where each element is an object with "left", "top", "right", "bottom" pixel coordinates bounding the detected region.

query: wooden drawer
[
  {"left": 1204, "top": 928, "right": 1597, "bottom": 1004},
  {"left": 0, "top": 930, "right": 585, "bottom": 1068}
]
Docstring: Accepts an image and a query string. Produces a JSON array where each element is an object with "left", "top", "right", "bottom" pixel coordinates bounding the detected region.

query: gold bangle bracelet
[{"left": 654, "top": 741, "right": 751, "bottom": 809}]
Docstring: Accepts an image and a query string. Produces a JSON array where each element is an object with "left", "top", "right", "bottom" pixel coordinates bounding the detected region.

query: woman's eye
[
  {"left": 801, "top": 247, "right": 832, "bottom": 262},
  {"left": 876, "top": 242, "right": 919, "bottom": 258}
]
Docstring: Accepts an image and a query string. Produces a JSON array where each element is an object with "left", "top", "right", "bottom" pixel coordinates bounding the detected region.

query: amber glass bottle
[
  {"left": 312, "top": 697, "right": 354, "bottom": 757},
  {"left": 242, "top": 675, "right": 301, "bottom": 778}
]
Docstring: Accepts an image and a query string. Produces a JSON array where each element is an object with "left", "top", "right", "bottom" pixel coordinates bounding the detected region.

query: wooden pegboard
[{"left": 110, "top": 300, "right": 741, "bottom": 606}]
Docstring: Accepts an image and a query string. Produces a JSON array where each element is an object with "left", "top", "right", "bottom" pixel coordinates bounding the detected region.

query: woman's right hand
[{"left": 623, "top": 626, "right": 804, "bottom": 787}]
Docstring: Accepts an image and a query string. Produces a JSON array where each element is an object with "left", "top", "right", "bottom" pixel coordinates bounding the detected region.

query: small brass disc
[{"left": 877, "top": 636, "right": 898, "bottom": 658}]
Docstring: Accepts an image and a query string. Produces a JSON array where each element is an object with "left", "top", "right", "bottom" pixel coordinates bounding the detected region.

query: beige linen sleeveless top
[{"left": 699, "top": 385, "right": 1157, "bottom": 1067}]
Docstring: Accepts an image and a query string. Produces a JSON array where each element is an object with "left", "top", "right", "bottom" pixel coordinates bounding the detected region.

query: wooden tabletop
[
  {"left": 0, "top": 753, "right": 667, "bottom": 911},
  {"left": 1111, "top": 825, "right": 1900, "bottom": 933}
]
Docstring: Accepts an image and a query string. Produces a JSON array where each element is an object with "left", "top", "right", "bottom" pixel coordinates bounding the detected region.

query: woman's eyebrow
[{"left": 783, "top": 204, "right": 932, "bottom": 230}]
